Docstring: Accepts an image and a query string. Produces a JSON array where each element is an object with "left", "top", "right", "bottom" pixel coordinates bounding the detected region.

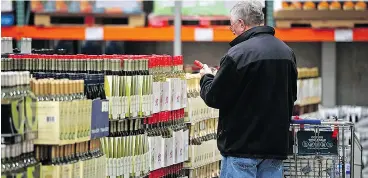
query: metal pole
[
  {"left": 174, "top": 1, "right": 182, "bottom": 56},
  {"left": 16, "top": 0, "right": 25, "bottom": 49},
  {"left": 321, "top": 42, "right": 337, "bottom": 107},
  {"left": 266, "top": 1, "right": 274, "bottom": 27},
  {"left": 351, "top": 126, "right": 355, "bottom": 178}
]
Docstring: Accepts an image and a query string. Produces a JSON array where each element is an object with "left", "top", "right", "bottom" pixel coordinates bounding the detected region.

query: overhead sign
[{"left": 1, "top": 0, "right": 12, "bottom": 12}]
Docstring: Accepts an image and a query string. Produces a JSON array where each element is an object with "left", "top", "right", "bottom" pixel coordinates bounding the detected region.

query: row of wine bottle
[
  {"left": 1, "top": 69, "right": 40, "bottom": 177},
  {"left": 36, "top": 140, "right": 107, "bottom": 178},
  {"left": 185, "top": 74, "right": 219, "bottom": 124},
  {"left": 35, "top": 140, "right": 102, "bottom": 165},
  {"left": 1, "top": 140, "right": 39, "bottom": 177},
  {"left": 1, "top": 43, "right": 222, "bottom": 177}
]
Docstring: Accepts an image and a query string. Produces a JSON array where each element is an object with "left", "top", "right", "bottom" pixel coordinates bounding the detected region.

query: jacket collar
[{"left": 229, "top": 26, "right": 275, "bottom": 47}]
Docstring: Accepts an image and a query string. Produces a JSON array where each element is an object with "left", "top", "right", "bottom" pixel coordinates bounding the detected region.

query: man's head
[{"left": 230, "top": 0, "right": 264, "bottom": 36}]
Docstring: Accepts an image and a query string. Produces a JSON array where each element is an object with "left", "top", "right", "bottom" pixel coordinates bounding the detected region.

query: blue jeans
[{"left": 220, "top": 156, "right": 283, "bottom": 178}]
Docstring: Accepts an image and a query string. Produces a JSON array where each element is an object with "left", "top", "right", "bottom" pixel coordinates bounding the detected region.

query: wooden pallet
[
  {"left": 148, "top": 15, "right": 230, "bottom": 27},
  {"left": 293, "top": 104, "right": 319, "bottom": 116},
  {"left": 274, "top": 10, "right": 368, "bottom": 28},
  {"left": 34, "top": 13, "right": 145, "bottom": 27},
  {"left": 274, "top": 10, "right": 368, "bottom": 20},
  {"left": 276, "top": 19, "right": 368, "bottom": 28}
]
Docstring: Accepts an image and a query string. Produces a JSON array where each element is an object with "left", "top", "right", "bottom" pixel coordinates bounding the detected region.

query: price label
[
  {"left": 1, "top": 0, "right": 12, "bottom": 12},
  {"left": 334, "top": 29, "right": 353, "bottom": 42},
  {"left": 194, "top": 28, "right": 214, "bottom": 42},
  {"left": 85, "top": 27, "right": 104, "bottom": 40}
]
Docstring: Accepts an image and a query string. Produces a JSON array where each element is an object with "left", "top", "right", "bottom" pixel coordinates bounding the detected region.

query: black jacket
[{"left": 200, "top": 26, "right": 297, "bottom": 160}]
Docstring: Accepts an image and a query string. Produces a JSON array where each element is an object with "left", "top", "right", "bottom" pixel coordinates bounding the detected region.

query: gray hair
[{"left": 230, "top": 0, "right": 264, "bottom": 26}]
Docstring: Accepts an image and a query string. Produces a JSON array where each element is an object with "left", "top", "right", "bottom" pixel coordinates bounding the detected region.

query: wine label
[
  {"left": 86, "top": 100, "right": 92, "bottom": 137},
  {"left": 61, "top": 164, "right": 72, "bottom": 178},
  {"left": 35, "top": 101, "right": 60, "bottom": 145},
  {"left": 105, "top": 158, "right": 110, "bottom": 176},
  {"left": 123, "top": 156, "right": 128, "bottom": 177},
  {"left": 113, "top": 158, "right": 118, "bottom": 176},
  {"left": 79, "top": 100, "right": 85, "bottom": 139},
  {"left": 73, "top": 161, "right": 80, "bottom": 178},
  {"left": 60, "top": 102, "right": 66, "bottom": 141},
  {"left": 119, "top": 157, "right": 123, "bottom": 176},
  {"left": 126, "top": 76, "right": 132, "bottom": 118},
  {"left": 117, "top": 96, "right": 123, "bottom": 119},
  {"left": 102, "top": 100, "right": 109, "bottom": 113},
  {"left": 161, "top": 82, "right": 170, "bottom": 111},
  {"left": 118, "top": 96, "right": 124, "bottom": 119},
  {"left": 163, "top": 137, "right": 168, "bottom": 167},
  {"left": 133, "top": 95, "right": 138, "bottom": 117},
  {"left": 135, "top": 155, "right": 140, "bottom": 176},
  {"left": 152, "top": 82, "right": 161, "bottom": 114},
  {"left": 177, "top": 129, "right": 184, "bottom": 163},
  {"left": 128, "top": 155, "right": 133, "bottom": 176},
  {"left": 40, "top": 165, "right": 60, "bottom": 178},
  {"left": 71, "top": 101, "right": 78, "bottom": 140},
  {"left": 148, "top": 136, "right": 154, "bottom": 171},
  {"left": 183, "top": 129, "right": 189, "bottom": 161},
  {"left": 168, "top": 136, "right": 174, "bottom": 166},
  {"left": 85, "top": 159, "right": 89, "bottom": 178},
  {"left": 138, "top": 75, "right": 144, "bottom": 116},
  {"left": 155, "top": 136, "right": 162, "bottom": 170},
  {"left": 113, "top": 96, "right": 118, "bottom": 119},
  {"left": 172, "top": 131, "right": 177, "bottom": 164},
  {"left": 181, "top": 79, "right": 187, "bottom": 108}
]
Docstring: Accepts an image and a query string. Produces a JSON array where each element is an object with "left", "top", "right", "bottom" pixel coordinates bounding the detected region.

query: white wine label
[
  {"left": 183, "top": 129, "right": 189, "bottom": 161},
  {"left": 153, "top": 82, "right": 161, "bottom": 113},
  {"left": 101, "top": 101, "right": 109, "bottom": 112}
]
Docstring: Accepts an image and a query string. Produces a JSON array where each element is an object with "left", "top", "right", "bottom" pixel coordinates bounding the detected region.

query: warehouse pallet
[
  {"left": 293, "top": 98, "right": 321, "bottom": 116},
  {"left": 274, "top": 10, "right": 368, "bottom": 28},
  {"left": 274, "top": 10, "right": 368, "bottom": 20},
  {"left": 34, "top": 13, "right": 145, "bottom": 27},
  {"left": 294, "top": 104, "right": 319, "bottom": 116},
  {"left": 276, "top": 19, "right": 368, "bottom": 28},
  {"left": 148, "top": 15, "right": 230, "bottom": 27}
]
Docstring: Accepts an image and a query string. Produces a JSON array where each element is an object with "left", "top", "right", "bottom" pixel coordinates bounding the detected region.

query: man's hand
[
  {"left": 212, "top": 68, "right": 218, "bottom": 75},
  {"left": 200, "top": 64, "right": 213, "bottom": 77}
]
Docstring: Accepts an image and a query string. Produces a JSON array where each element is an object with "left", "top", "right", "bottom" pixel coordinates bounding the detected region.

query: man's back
[
  {"left": 200, "top": 26, "right": 297, "bottom": 159},
  {"left": 199, "top": 1, "right": 297, "bottom": 177}
]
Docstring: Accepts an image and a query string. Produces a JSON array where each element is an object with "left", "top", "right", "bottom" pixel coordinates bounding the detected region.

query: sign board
[
  {"left": 297, "top": 131, "right": 338, "bottom": 155},
  {"left": 153, "top": 0, "right": 265, "bottom": 16},
  {"left": 1, "top": 0, "right": 12, "bottom": 12}
]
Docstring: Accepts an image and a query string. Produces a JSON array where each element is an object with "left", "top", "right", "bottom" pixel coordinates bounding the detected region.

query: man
[{"left": 199, "top": 1, "right": 297, "bottom": 178}]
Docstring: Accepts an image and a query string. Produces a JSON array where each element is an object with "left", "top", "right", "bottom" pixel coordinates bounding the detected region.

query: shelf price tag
[
  {"left": 85, "top": 27, "right": 104, "bottom": 40},
  {"left": 334, "top": 29, "right": 353, "bottom": 42},
  {"left": 194, "top": 28, "right": 214, "bottom": 42}
]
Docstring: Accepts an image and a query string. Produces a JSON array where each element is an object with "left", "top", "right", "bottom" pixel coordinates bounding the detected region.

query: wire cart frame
[{"left": 284, "top": 118, "right": 363, "bottom": 178}]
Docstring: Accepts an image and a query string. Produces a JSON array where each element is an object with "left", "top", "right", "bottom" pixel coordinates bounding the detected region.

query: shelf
[{"left": 2, "top": 26, "right": 368, "bottom": 42}]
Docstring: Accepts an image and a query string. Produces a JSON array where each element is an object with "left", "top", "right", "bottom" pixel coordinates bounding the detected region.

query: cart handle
[{"left": 291, "top": 119, "right": 321, "bottom": 125}]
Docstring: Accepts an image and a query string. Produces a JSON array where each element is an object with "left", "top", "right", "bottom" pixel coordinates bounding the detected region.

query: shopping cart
[{"left": 284, "top": 117, "right": 363, "bottom": 178}]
